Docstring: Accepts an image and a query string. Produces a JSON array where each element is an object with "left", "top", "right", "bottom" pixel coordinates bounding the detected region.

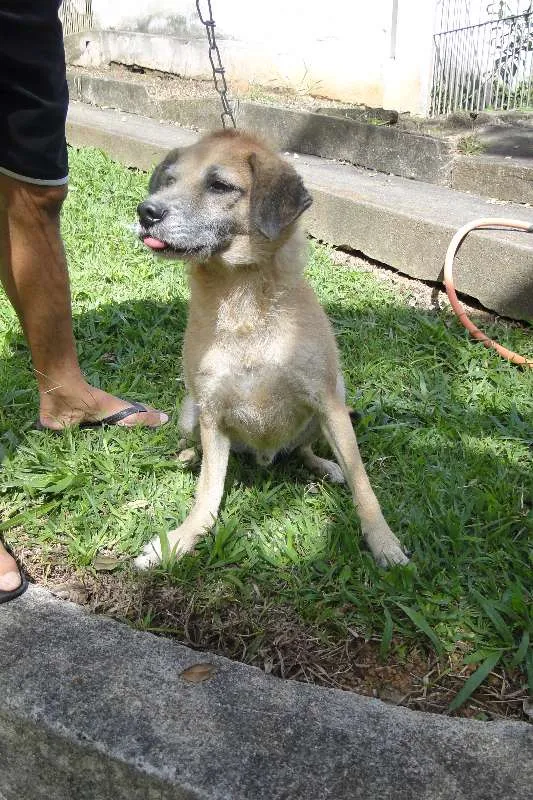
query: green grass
[{"left": 1, "top": 147, "right": 532, "bottom": 709}]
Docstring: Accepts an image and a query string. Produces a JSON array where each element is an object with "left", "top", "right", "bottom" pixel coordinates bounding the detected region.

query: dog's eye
[{"left": 209, "top": 179, "right": 234, "bottom": 193}]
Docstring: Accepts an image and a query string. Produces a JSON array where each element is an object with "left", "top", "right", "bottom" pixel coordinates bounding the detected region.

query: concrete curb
[
  {"left": 297, "top": 154, "right": 533, "bottom": 322},
  {"left": 66, "top": 102, "right": 533, "bottom": 321},
  {"left": 1, "top": 586, "right": 532, "bottom": 800}
]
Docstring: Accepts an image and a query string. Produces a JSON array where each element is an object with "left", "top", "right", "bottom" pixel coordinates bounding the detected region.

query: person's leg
[
  {"left": 0, "top": 3, "right": 168, "bottom": 430},
  {"left": 0, "top": 174, "right": 168, "bottom": 429},
  {"left": 0, "top": 4, "right": 167, "bottom": 595}
]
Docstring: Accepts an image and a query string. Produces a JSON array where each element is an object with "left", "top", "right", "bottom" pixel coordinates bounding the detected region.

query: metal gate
[
  {"left": 59, "top": 0, "right": 93, "bottom": 36},
  {"left": 430, "top": 0, "right": 533, "bottom": 115}
]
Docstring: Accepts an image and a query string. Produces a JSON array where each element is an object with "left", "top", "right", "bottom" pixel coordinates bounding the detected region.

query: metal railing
[
  {"left": 430, "top": 1, "right": 533, "bottom": 115},
  {"left": 59, "top": 0, "right": 93, "bottom": 36}
]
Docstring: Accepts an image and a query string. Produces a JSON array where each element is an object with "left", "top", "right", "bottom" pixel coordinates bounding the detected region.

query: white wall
[
  {"left": 88, "top": 0, "right": 438, "bottom": 114},
  {"left": 91, "top": 0, "right": 202, "bottom": 36}
]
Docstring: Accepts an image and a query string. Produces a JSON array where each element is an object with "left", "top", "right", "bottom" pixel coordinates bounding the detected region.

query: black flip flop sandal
[
  {"left": 0, "top": 573, "right": 29, "bottom": 605},
  {"left": 32, "top": 402, "right": 161, "bottom": 432}
]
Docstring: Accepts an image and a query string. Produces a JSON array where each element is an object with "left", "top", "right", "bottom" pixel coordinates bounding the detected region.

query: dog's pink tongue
[{"left": 143, "top": 237, "right": 167, "bottom": 250}]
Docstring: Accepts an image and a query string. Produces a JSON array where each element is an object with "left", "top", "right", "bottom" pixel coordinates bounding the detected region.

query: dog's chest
[
  {"left": 192, "top": 292, "right": 301, "bottom": 407},
  {"left": 193, "top": 287, "right": 288, "bottom": 376},
  {"left": 198, "top": 320, "right": 293, "bottom": 392},
  {"left": 185, "top": 278, "right": 327, "bottom": 450}
]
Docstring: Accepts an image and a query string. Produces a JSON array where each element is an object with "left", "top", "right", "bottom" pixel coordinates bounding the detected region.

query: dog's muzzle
[{"left": 136, "top": 197, "right": 233, "bottom": 260}]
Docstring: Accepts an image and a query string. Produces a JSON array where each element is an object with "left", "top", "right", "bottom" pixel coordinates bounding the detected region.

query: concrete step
[
  {"left": 453, "top": 154, "right": 533, "bottom": 205},
  {"left": 66, "top": 67, "right": 454, "bottom": 185},
  {"left": 66, "top": 101, "right": 533, "bottom": 322},
  {"left": 65, "top": 65, "right": 533, "bottom": 204},
  {"left": 2, "top": 587, "right": 532, "bottom": 800}
]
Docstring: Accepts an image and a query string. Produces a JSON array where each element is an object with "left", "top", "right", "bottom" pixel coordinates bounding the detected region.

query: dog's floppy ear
[
  {"left": 148, "top": 148, "right": 182, "bottom": 193},
  {"left": 248, "top": 152, "right": 312, "bottom": 240}
]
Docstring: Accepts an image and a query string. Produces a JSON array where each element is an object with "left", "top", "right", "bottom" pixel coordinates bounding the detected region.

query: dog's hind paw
[
  {"left": 321, "top": 459, "right": 345, "bottom": 484},
  {"left": 133, "top": 538, "right": 162, "bottom": 571},
  {"left": 299, "top": 447, "right": 345, "bottom": 484}
]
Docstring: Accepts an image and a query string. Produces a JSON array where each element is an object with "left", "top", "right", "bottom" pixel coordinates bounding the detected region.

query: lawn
[{"left": 1, "top": 147, "right": 532, "bottom": 719}]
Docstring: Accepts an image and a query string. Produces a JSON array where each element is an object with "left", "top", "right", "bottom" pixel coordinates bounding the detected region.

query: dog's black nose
[{"left": 137, "top": 200, "right": 168, "bottom": 227}]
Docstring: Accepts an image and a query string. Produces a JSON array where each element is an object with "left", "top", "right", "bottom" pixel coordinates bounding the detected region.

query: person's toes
[
  {"left": 0, "top": 570, "right": 22, "bottom": 592},
  {"left": 116, "top": 408, "right": 169, "bottom": 428},
  {"left": 0, "top": 550, "right": 22, "bottom": 592},
  {"left": 0, "top": 554, "right": 22, "bottom": 592}
]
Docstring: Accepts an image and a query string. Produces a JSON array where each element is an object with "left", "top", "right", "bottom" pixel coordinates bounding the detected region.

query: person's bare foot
[
  {"left": 38, "top": 382, "right": 168, "bottom": 430},
  {"left": 0, "top": 545, "right": 22, "bottom": 593}
]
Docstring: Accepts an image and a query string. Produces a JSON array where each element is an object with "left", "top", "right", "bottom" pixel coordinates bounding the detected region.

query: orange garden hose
[{"left": 444, "top": 218, "right": 533, "bottom": 368}]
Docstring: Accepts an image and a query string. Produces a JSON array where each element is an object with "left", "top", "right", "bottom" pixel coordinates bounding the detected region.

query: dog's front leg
[
  {"left": 320, "top": 395, "right": 409, "bottom": 567},
  {"left": 134, "top": 418, "right": 230, "bottom": 569}
]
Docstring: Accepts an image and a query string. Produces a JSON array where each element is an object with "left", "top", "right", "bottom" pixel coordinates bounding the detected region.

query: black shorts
[{"left": 0, "top": 1, "right": 68, "bottom": 186}]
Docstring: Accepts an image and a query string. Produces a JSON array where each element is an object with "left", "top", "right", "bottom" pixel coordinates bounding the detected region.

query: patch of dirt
[{"left": 15, "top": 539, "right": 531, "bottom": 723}]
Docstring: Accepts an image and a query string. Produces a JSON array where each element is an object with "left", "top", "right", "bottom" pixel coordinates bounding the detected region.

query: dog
[{"left": 134, "top": 129, "right": 409, "bottom": 569}]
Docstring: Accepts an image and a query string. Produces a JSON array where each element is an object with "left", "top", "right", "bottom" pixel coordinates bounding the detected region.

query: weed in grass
[
  {"left": 0, "top": 147, "right": 532, "bottom": 715},
  {"left": 456, "top": 134, "right": 487, "bottom": 155}
]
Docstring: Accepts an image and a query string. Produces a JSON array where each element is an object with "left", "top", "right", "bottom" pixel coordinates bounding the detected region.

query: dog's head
[{"left": 136, "top": 130, "right": 312, "bottom": 264}]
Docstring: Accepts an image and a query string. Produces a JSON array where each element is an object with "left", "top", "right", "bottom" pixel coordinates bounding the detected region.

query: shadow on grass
[
  {"left": 0, "top": 297, "right": 188, "bottom": 434},
  {"left": 0, "top": 294, "right": 531, "bottom": 716}
]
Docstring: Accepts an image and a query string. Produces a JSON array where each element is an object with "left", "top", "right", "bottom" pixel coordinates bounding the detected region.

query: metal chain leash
[{"left": 195, "top": 0, "right": 237, "bottom": 129}]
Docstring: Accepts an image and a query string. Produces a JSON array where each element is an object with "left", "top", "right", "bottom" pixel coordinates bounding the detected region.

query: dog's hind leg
[
  {"left": 179, "top": 394, "right": 200, "bottom": 439},
  {"left": 295, "top": 372, "right": 346, "bottom": 483},
  {"left": 298, "top": 444, "right": 345, "bottom": 484},
  {"left": 319, "top": 394, "right": 408, "bottom": 568},
  {"left": 134, "top": 419, "right": 230, "bottom": 569}
]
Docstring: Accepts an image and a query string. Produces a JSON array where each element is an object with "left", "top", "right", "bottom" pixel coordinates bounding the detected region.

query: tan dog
[{"left": 134, "top": 130, "right": 408, "bottom": 569}]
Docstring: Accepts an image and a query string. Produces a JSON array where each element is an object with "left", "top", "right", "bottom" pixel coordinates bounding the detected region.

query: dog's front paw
[
  {"left": 134, "top": 524, "right": 203, "bottom": 570},
  {"left": 374, "top": 540, "right": 410, "bottom": 568},
  {"left": 133, "top": 537, "right": 163, "bottom": 571},
  {"left": 363, "top": 520, "right": 409, "bottom": 568},
  {"left": 166, "top": 526, "right": 198, "bottom": 557}
]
